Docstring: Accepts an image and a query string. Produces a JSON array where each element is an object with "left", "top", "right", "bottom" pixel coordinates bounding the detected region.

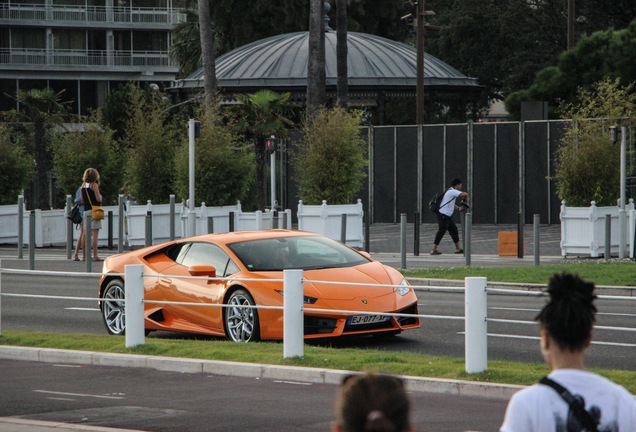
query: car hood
[{"left": 251, "top": 261, "right": 403, "bottom": 300}]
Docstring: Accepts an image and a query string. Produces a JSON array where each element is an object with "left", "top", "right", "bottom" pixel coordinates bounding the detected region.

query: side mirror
[
  {"left": 189, "top": 264, "right": 217, "bottom": 283},
  {"left": 358, "top": 250, "right": 372, "bottom": 260}
]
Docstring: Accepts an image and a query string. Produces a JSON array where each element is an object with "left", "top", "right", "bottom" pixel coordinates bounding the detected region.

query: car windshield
[{"left": 227, "top": 235, "right": 370, "bottom": 271}]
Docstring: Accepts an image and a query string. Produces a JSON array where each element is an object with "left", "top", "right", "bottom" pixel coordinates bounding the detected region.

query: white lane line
[
  {"left": 457, "top": 332, "right": 636, "bottom": 347},
  {"left": 65, "top": 307, "right": 100, "bottom": 311},
  {"left": 53, "top": 364, "right": 81, "bottom": 368},
  {"left": 273, "top": 380, "right": 313, "bottom": 386},
  {"left": 47, "top": 397, "right": 76, "bottom": 401},
  {"left": 34, "top": 390, "right": 125, "bottom": 400},
  {"left": 490, "top": 307, "right": 636, "bottom": 318}
]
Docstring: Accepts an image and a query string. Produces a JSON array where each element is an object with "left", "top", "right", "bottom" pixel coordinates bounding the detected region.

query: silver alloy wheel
[
  {"left": 225, "top": 289, "right": 259, "bottom": 342},
  {"left": 102, "top": 280, "right": 126, "bottom": 335}
]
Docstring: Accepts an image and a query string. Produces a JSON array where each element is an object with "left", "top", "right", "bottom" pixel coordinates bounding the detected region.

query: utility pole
[
  {"left": 403, "top": 1, "right": 439, "bottom": 125},
  {"left": 567, "top": 0, "right": 574, "bottom": 49}
]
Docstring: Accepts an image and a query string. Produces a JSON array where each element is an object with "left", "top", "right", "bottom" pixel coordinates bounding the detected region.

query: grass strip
[
  {"left": 402, "top": 261, "right": 636, "bottom": 286},
  {"left": 1, "top": 330, "right": 635, "bottom": 393}
]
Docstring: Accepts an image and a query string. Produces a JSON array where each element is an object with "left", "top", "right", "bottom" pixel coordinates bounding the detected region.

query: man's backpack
[{"left": 429, "top": 193, "right": 444, "bottom": 213}]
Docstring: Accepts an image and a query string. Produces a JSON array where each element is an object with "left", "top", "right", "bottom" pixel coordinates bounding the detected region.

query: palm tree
[
  {"left": 307, "top": 0, "right": 325, "bottom": 120},
  {"left": 198, "top": 0, "right": 217, "bottom": 106},
  {"left": 336, "top": 0, "right": 348, "bottom": 107},
  {"left": 16, "top": 88, "right": 69, "bottom": 209},
  {"left": 170, "top": 8, "right": 202, "bottom": 78},
  {"left": 234, "top": 90, "right": 294, "bottom": 210}
]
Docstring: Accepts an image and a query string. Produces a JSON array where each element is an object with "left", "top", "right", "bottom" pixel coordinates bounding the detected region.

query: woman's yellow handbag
[{"left": 85, "top": 188, "right": 105, "bottom": 221}]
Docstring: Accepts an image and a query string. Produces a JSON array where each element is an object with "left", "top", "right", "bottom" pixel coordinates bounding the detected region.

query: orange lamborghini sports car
[{"left": 98, "top": 230, "right": 420, "bottom": 342}]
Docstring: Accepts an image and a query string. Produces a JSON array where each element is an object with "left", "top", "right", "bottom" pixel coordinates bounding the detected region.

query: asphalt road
[
  {"left": 0, "top": 358, "right": 509, "bottom": 432},
  {"left": 1, "top": 272, "right": 635, "bottom": 371}
]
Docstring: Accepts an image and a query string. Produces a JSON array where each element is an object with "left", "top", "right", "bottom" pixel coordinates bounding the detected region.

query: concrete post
[
  {"left": 465, "top": 277, "right": 487, "bottom": 373},
  {"left": 125, "top": 264, "right": 145, "bottom": 347},
  {"left": 283, "top": 269, "right": 304, "bottom": 358}
]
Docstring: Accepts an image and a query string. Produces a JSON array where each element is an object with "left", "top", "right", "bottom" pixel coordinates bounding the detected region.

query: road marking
[
  {"left": 490, "top": 307, "right": 636, "bottom": 318},
  {"left": 53, "top": 364, "right": 81, "bottom": 368},
  {"left": 461, "top": 332, "right": 636, "bottom": 347},
  {"left": 34, "top": 390, "right": 125, "bottom": 400},
  {"left": 65, "top": 307, "right": 99, "bottom": 311},
  {"left": 273, "top": 380, "right": 313, "bottom": 386}
]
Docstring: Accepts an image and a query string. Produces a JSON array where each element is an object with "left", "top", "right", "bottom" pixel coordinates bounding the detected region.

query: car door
[{"left": 165, "top": 242, "right": 239, "bottom": 333}]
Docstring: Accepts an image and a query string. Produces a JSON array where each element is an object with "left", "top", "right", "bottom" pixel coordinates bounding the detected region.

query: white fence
[
  {"left": 0, "top": 197, "right": 365, "bottom": 248},
  {"left": 297, "top": 199, "right": 365, "bottom": 249},
  {"left": 2, "top": 264, "right": 634, "bottom": 374},
  {"left": 560, "top": 200, "right": 636, "bottom": 258}
]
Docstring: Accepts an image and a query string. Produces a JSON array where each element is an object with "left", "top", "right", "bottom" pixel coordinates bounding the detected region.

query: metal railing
[
  {"left": 0, "top": 3, "right": 185, "bottom": 24},
  {"left": 0, "top": 48, "right": 176, "bottom": 68},
  {"left": 1, "top": 263, "right": 634, "bottom": 374}
]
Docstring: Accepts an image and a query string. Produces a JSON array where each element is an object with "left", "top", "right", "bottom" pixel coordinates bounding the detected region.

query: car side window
[{"left": 179, "top": 242, "right": 239, "bottom": 277}]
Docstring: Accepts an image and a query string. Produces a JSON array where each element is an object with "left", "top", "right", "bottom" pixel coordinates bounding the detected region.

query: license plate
[{"left": 348, "top": 314, "right": 390, "bottom": 325}]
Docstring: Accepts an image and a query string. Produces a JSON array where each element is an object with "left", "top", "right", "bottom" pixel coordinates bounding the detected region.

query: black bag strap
[
  {"left": 540, "top": 376, "right": 599, "bottom": 432},
  {"left": 439, "top": 190, "right": 455, "bottom": 209}
]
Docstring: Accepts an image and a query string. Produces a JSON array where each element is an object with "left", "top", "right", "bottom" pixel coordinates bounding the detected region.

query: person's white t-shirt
[
  {"left": 439, "top": 188, "right": 462, "bottom": 217},
  {"left": 500, "top": 369, "right": 636, "bottom": 432}
]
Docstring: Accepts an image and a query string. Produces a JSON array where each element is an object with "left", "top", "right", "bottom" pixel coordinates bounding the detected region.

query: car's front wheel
[
  {"left": 101, "top": 279, "right": 126, "bottom": 335},
  {"left": 224, "top": 288, "right": 260, "bottom": 342}
]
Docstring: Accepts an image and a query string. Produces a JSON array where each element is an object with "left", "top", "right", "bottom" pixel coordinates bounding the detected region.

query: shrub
[
  {"left": 0, "top": 125, "right": 34, "bottom": 204},
  {"left": 555, "top": 79, "right": 635, "bottom": 207},
  {"left": 175, "top": 104, "right": 255, "bottom": 206},
  {"left": 295, "top": 107, "right": 367, "bottom": 204}
]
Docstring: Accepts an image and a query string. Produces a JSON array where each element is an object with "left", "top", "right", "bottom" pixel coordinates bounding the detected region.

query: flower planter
[{"left": 560, "top": 200, "right": 634, "bottom": 257}]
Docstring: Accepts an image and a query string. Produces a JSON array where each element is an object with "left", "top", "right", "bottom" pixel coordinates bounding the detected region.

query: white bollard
[
  {"left": 125, "top": 264, "right": 145, "bottom": 347},
  {"left": 465, "top": 276, "right": 488, "bottom": 373},
  {"left": 0, "top": 259, "right": 2, "bottom": 335},
  {"left": 283, "top": 269, "right": 304, "bottom": 358}
]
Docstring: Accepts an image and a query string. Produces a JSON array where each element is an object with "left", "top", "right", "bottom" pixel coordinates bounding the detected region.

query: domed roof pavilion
[{"left": 172, "top": 31, "right": 481, "bottom": 123}]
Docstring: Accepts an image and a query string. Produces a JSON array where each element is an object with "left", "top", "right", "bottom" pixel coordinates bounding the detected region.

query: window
[{"left": 178, "top": 242, "right": 238, "bottom": 277}]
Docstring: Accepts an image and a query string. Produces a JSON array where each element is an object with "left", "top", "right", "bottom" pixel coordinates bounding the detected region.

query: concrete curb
[{"left": 0, "top": 346, "right": 522, "bottom": 401}]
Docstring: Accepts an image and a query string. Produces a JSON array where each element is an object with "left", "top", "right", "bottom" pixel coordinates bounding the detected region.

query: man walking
[{"left": 431, "top": 178, "right": 469, "bottom": 255}]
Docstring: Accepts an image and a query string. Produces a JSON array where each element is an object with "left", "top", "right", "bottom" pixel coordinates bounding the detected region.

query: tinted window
[
  {"left": 228, "top": 235, "right": 369, "bottom": 271},
  {"left": 177, "top": 242, "right": 239, "bottom": 276}
]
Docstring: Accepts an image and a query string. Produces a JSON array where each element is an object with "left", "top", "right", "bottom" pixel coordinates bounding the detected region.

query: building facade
[{"left": 0, "top": 0, "right": 185, "bottom": 115}]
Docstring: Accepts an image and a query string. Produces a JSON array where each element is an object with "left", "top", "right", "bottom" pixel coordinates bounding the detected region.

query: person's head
[
  {"left": 83, "top": 168, "right": 100, "bottom": 184},
  {"left": 535, "top": 272, "right": 597, "bottom": 356},
  {"left": 333, "top": 373, "right": 412, "bottom": 432},
  {"left": 450, "top": 178, "right": 462, "bottom": 189}
]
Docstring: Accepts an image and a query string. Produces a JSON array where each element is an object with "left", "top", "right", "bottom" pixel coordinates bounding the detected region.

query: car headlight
[
  {"left": 396, "top": 278, "right": 410, "bottom": 296},
  {"left": 275, "top": 290, "right": 318, "bottom": 304}
]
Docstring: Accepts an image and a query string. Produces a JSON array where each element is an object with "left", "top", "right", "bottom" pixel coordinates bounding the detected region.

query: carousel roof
[{"left": 173, "top": 31, "right": 479, "bottom": 92}]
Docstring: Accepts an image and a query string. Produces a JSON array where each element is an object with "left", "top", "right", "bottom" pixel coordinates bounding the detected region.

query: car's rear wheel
[
  {"left": 101, "top": 279, "right": 126, "bottom": 335},
  {"left": 224, "top": 289, "right": 260, "bottom": 342}
]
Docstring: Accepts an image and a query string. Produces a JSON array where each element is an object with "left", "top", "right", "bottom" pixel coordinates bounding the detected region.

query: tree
[
  {"left": 51, "top": 113, "right": 122, "bottom": 205},
  {"left": 198, "top": 0, "right": 217, "bottom": 106},
  {"left": 170, "top": 8, "right": 203, "bottom": 78},
  {"left": 336, "top": 0, "right": 349, "bottom": 107},
  {"left": 232, "top": 90, "right": 294, "bottom": 210},
  {"left": 175, "top": 104, "right": 254, "bottom": 206},
  {"left": 122, "top": 86, "right": 177, "bottom": 203},
  {"left": 14, "top": 88, "right": 70, "bottom": 209},
  {"left": 295, "top": 107, "right": 367, "bottom": 204},
  {"left": 307, "top": 0, "right": 326, "bottom": 120},
  {"left": 505, "top": 21, "right": 636, "bottom": 119},
  {"left": 555, "top": 79, "right": 635, "bottom": 207},
  {"left": 0, "top": 125, "right": 34, "bottom": 205}
]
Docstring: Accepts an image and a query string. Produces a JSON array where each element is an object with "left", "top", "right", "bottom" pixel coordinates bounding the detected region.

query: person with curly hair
[{"left": 500, "top": 272, "right": 636, "bottom": 431}]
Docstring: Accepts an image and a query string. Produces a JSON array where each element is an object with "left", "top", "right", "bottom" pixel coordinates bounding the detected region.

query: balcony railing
[
  {"left": 0, "top": 48, "right": 178, "bottom": 68},
  {"left": 0, "top": 3, "right": 186, "bottom": 25}
]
